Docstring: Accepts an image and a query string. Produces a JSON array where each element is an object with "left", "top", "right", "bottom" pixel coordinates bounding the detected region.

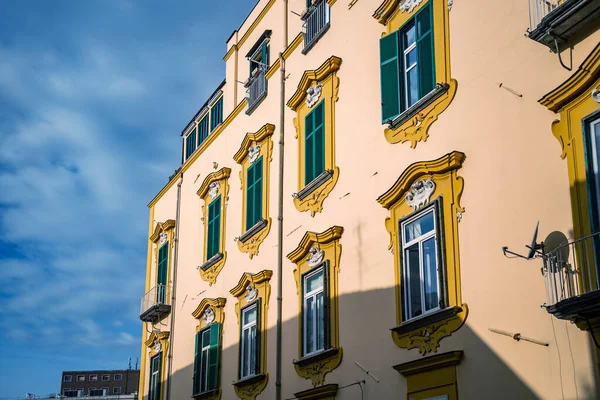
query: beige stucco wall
[{"left": 141, "top": 0, "right": 600, "bottom": 399}]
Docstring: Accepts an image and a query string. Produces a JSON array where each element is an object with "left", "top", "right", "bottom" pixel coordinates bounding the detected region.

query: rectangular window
[
  {"left": 586, "top": 116, "right": 600, "bottom": 231},
  {"left": 113, "top": 387, "right": 121, "bottom": 394},
  {"left": 207, "top": 196, "right": 221, "bottom": 259},
  {"left": 89, "top": 388, "right": 103, "bottom": 396},
  {"left": 101, "top": 374, "right": 110, "bottom": 381},
  {"left": 63, "top": 390, "right": 78, "bottom": 398},
  {"left": 210, "top": 97, "right": 223, "bottom": 132},
  {"left": 89, "top": 374, "right": 98, "bottom": 381},
  {"left": 157, "top": 242, "right": 169, "bottom": 304},
  {"left": 249, "top": 41, "right": 269, "bottom": 76},
  {"left": 63, "top": 375, "right": 72, "bottom": 382},
  {"left": 246, "top": 157, "right": 264, "bottom": 231},
  {"left": 149, "top": 354, "right": 161, "bottom": 400},
  {"left": 240, "top": 300, "right": 261, "bottom": 379},
  {"left": 379, "top": 2, "right": 435, "bottom": 122},
  {"left": 185, "top": 127, "right": 197, "bottom": 160},
  {"left": 400, "top": 201, "right": 443, "bottom": 322},
  {"left": 76, "top": 375, "right": 85, "bottom": 382},
  {"left": 302, "top": 263, "right": 330, "bottom": 356},
  {"left": 193, "top": 323, "right": 221, "bottom": 395},
  {"left": 198, "top": 114, "right": 209, "bottom": 145},
  {"left": 114, "top": 374, "right": 122, "bottom": 381},
  {"left": 304, "top": 100, "right": 325, "bottom": 185}
]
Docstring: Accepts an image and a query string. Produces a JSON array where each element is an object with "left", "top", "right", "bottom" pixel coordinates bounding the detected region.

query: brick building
[{"left": 60, "top": 369, "right": 139, "bottom": 398}]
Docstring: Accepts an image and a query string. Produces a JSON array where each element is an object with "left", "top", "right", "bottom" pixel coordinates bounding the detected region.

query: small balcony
[
  {"left": 245, "top": 69, "right": 267, "bottom": 115},
  {"left": 526, "top": 0, "right": 600, "bottom": 51},
  {"left": 542, "top": 231, "right": 600, "bottom": 322},
  {"left": 140, "top": 284, "right": 172, "bottom": 323},
  {"left": 302, "top": 0, "right": 330, "bottom": 54}
]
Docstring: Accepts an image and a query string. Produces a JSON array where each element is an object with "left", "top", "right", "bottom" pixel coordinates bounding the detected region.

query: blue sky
[{"left": 0, "top": 1, "right": 256, "bottom": 396}]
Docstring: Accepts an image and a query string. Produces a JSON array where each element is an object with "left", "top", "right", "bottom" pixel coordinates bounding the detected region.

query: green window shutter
[
  {"left": 157, "top": 243, "right": 168, "bottom": 304},
  {"left": 254, "top": 298, "right": 262, "bottom": 375},
  {"left": 416, "top": 3, "right": 435, "bottom": 98},
  {"left": 300, "top": 273, "right": 306, "bottom": 356},
  {"left": 304, "top": 101, "right": 324, "bottom": 185},
  {"left": 246, "top": 163, "right": 255, "bottom": 231},
  {"left": 193, "top": 332, "right": 201, "bottom": 395},
  {"left": 210, "top": 98, "right": 223, "bottom": 132},
  {"left": 304, "top": 107, "right": 315, "bottom": 185},
  {"left": 313, "top": 102, "right": 325, "bottom": 179},
  {"left": 380, "top": 31, "right": 401, "bottom": 122},
  {"left": 261, "top": 42, "right": 269, "bottom": 67},
  {"left": 322, "top": 261, "right": 331, "bottom": 350},
  {"left": 207, "top": 323, "right": 221, "bottom": 391},
  {"left": 186, "top": 129, "right": 197, "bottom": 160},
  {"left": 246, "top": 157, "right": 264, "bottom": 230},
  {"left": 149, "top": 353, "right": 162, "bottom": 400},
  {"left": 207, "top": 197, "right": 221, "bottom": 259},
  {"left": 199, "top": 115, "right": 209, "bottom": 144}
]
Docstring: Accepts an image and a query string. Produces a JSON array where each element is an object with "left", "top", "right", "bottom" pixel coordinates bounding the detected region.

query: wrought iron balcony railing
[
  {"left": 140, "top": 284, "right": 172, "bottom": 322},
  {"left": 302, "top": 0, "right": 330, "bottom": 54},
  {"left": 542, "top": 231, "right": 600, "bottom": 320},
  {"left": 246, "top": 69, "right": 267, "bottom": 115}
]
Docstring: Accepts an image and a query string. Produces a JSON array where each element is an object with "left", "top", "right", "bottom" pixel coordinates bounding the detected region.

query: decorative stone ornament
[
  {"left": 306, "top": 83, "right": 323, "bottom": 108},
  {"left": 405, "top": 179, "right": 436, "bottom": 210},
  {"left": 448, "top": 0, "right": 453, "bottom": 10},
  {"left": 208, "top": 182, "right": 220, "bottom": 199},
  {"left": 592, "top": 88, "right": 600, "bottom": 103},
  {"left": 159, "top": 232, "right": 168, "bottom": 245},
  {"left": 153, "top": 338, "right": 162, "bottom": 352},
  {"left": 399, "top": 0, "right": 424, "bottom": 13},
  {"left": 203, "top": 307, "right": 215, "bottom": 325},
  {"left": 306, "top": 247, "right": 325, "bottom": 267},
  {"left": 245, "top": 285, "right": 258, "bottom": 302},
  {"left": 248, "top": 145, "right": 261, "bottom": 163}
]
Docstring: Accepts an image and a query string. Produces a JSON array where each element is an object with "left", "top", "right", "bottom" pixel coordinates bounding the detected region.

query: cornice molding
[
  {"left": 144, "top": 331, "right": 170, "bottom": 348},
  {"left": 287, "top": 56, "right": 342, "bottom": 111},
  {"left": 539, "top": 43, "right": 600, "bottom": 113},
  {"left": 373, "top": 0, "right": 400, "bottom": 25},
  {"left": 393, "top": 350, "right": 464, "bottom": 376},
  {"left": 230, "top": 270, "right": 273, "bottom": 298},
  {"left": 197, "top": 168, "right": 232, "bottom": 198},
  {"left": 149, "top": 219, "right": 176, "bottom": 243},
  {"left": 377, "top": 151, "right": 465, "bottom": 209},
  {"left": 287, "top": 226, "right": 344, "bottom": 264},
  {"left": 233, "top": 124, "right": 275, "bottom": 163},
  {"left": 192, "top": 297, "right": 227, "bottom": 320}
]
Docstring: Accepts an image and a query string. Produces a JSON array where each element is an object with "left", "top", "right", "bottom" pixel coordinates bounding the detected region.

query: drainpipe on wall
[
  {"left": 275, "top": 2, "right": 288, "bottom": 399},
  {"left": 165, "top": 172, "right": 183, "bottom": 400}
]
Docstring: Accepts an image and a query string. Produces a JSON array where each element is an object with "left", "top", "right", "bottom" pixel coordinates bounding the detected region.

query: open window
[
  {"left": 377, "top": 151, "right": 468, "bottom": 355},
  {"left": 143, "top": 330, "right": 169, "bottom": 400},
  {"left": 245, "top": 31, "right": 271, "bottom": 114}
]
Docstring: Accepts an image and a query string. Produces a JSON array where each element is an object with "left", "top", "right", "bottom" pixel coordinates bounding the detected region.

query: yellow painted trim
[
  {"left": 288, "top": 56, "right": 342, "bottom": 216},
  {"left": 287, "top": 226, "right": 344, "bottom": 386},
  {"left": 378, "top": 151, "right": 468, "bottom": 354},
  {"left": 150, "top": 220, "right": 176, "bottom": 308},
  {"left": 144, "top": 331, "right": 170, "bottom": 400},
  {"left": 148, "top": 99, "right": 247, "bottom": 209},
  {"left": 139, "top": 205, "right": 155, "bottom": 398},
  {"left": 265, "top": 33, "right": 304, "bottom": 80},
  {"left": 197, "top": 168, "right": 231, "bottom": 285},
  {"left": 539, "top": 43, "right": 600, "bottom": 293},
  {"left": 234, "top": 124, "right": 275, "bottom": 258},
  {"left": 192, "top": 297, "right": 227, "bottom": 325},
  {"left": 377, "top": 0, "right": 457, "bottom": 148},
  {"left": 293, "top": 384, "right": 338, "bottom": 400},
  {"left": 394, "top": 351, "right": 462, "bottom": 400},
  {"left": 224, "top": 44, "right": 237, "bottom": 62},
  {"left": 229, "top": 270, "right": 273, "bottom": 400}
]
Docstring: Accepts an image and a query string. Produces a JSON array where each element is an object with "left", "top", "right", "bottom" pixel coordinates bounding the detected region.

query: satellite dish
[
  {"left": 543, "top": 231, "right": 569, "bottom": 260},
  {"left": 526, "top": 221, "right": 540, "bottom": 259}
]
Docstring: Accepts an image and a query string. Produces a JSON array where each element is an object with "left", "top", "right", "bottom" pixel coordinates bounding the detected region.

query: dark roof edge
[{"left": 180, "top": 79, "right": 226, "bottom": 136}]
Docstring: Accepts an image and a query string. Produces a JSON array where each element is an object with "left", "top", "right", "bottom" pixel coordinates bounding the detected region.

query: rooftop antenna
[
  {"left": 128, "top": 357, "right": 132, "bottom": 370},
  {"left": 502, "top": 221, "right": 544, "bottom": 259}
]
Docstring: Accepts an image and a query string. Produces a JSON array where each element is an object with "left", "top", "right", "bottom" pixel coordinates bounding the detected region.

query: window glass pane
[
  {"left": 404, "top": 211, "right": 435, "bottom": 242},
  {"left": 403, "top": 23, "right": 416, "bottom": 48},
  {"left": 306, "top": 270, "right": 323, "bottom": 293},
  {"left": 407, "top": 67, "right": 419, "bottom": 107},
  {"left": 242, "top": 328, "right": 250, "bottom": 377},
  {"left": 422, "top": 236, "right": 439, "bottom": 311},
  {"left": 406, "top": 48, "right": 417, "bottom": 68},
  {"left": 201, "top": 348, "right": 209, "bottom": 391},
  {"left": 316, "top": 292, "right": 324, "bottom": 351},
  {"left": 590, "top": 119, "right": 600, "bottom": 223},
  {"left": 306, "top": 296, "right": 315, "bottom": 353},
  {"left": 244, "top": 306, "right": 257, "bottom": 325},
  {"left": 417, "top": 4, "right": 431, "bottom": 36},
  {"left": 314, "top": 125, "right": 325, "bottom": 178},
  {"left": 250, "top": 325, "right": 257, "bottom": 374},
  {"left": 406, "top": 243, "right": 422, "bottom": 319}
]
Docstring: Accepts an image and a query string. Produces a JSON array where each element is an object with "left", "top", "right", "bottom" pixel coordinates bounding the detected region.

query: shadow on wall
[{"left": 144, "top": 286, "right": 599, "bottom": 400}]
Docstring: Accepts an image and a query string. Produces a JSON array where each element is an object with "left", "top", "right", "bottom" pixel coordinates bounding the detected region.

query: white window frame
[
  {"left": 302, "top": 267, "right": 325, "bottom": 357},
  {"left": 63, "top": 375, "right": 72, "bottom": 383},
  {"left": 402, "top": 21, "right": 418, "bottom": 108},
  {"left": 198, "top": 328, "right": 211, "bottom": 392},
  {"left": 240, "top": 303, "right": 258, "bottom": 379},
  {"left": 89, "top": 374, "right": 98, "bottom": 381},
  {"left": 76, "top": 375, "right": 85, "bottom": 382},
  {"left": 589, "top": 117, "right": 600, "bottom": 222},
  {"left": 114, "top": 373, "right": 122, "bottom": 381},
  {"left": 113, "top": 387, "right": 121, "bottom": 394},
  {"left": 101, "top": 388, "right": 108, "bottom": 396},
  {"left": 400, "top": 205, "right": 441, "bottom": 322},
  {"left": 76, "top": 389, "right": 84, "bottom": 397},
  {"left": 101, "top": 374, "right": 110, "bottom": 381}
]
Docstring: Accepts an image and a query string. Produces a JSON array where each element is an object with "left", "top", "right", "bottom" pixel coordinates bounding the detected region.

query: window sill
[
  {"left": 191, "top": 389, "right": 220, "bottom": 400},
  {"left": 232, "top": 373, "right": 267, "bottom": 388},
  {"left": 239, "top": 220, "right": 268, "bottom": 243},
  {"left": 293, "top": 170, "right": 334, "bottom": 200},
  {"left": 391, "top": 306, "right": 462, "bottom": 335},
  {"left": 198, "top": 252, "right": 224, "bottom": 272},
  {"left": 293, "top": 347, "right": 340, "bottom": 367},
  {"left": 386, "top": 83, "right": 449, "bottom": 130}
]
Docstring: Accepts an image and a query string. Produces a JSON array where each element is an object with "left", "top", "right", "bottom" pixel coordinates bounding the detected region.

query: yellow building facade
[{"left": 138, "top": 0, "right": 600, "bottom": 399}]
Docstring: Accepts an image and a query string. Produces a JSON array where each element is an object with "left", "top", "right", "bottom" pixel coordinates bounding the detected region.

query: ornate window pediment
[
  {"left": 377, "top": 151, "right": 468, "bottom": 355},
  {"left": 233, "top": 124, "right": 275, "bottom": 259}
]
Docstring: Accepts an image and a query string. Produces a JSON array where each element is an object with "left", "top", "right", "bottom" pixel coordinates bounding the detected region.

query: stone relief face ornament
[
  {"left": 159, "top": 232, "right": 168, "bottom": 245},
  {"left": 203, "top": 307, "right": 215, "bottom": 325},
  {"left": 245, "top": 285, "right": 258, "bottom": 302},
  {"left": 153, "top": 338, "right": 162, "bottom": 352},
  {"left": 405, "top": 179, "right": 436, "bottom": 210},
  {"left": 306, "top": 84, "right": 323, "bottom": 108},
  {"left": 592, "top": 88, "right": 600, "bottom": 103},
  {"left": 399, "top": 0, "right": 424, "bottom": 13},
  {"left": 208, "top": 182, "right": 220, "bottom": 199},
  {"left": 248, "top": 145, "right": 261, "bottom": 163},
  {"left": 306, "top": 246, "right": 325, "bottom": 267}
]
